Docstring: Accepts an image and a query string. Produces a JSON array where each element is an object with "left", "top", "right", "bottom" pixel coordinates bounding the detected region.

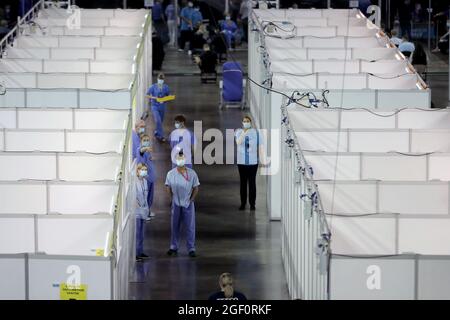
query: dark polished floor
[{"left": 128, "top": 48, "right": 289, "bottom": 300}]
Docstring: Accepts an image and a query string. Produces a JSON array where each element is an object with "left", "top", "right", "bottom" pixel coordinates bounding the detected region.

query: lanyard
[{"left": 178, "top": 168, "right": 189, "bottom": 182}]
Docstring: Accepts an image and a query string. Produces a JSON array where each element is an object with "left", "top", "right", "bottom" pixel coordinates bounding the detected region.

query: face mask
[
  {"left": 243, "top": 122, "right": 251, "bottom": 129},
  {"left": 188, "top": 2, "right": 193, "bottom": 7},
  {"left": 138, "top": 127, "right": 145, "bottom": 134},
  {"left": 226, "top": 16, "right": 231, "bottom": 21},
  {"left": 139, "top": 170, "right": 148, "bottom": 177},
  {"left": 142, "top": 141, "right": 150, "bottom": 147},
  {"left": 157, "top": 79, "right": 164, "bottom": 85},
  {"left": 176, "top": 159, "right": 186, "bottom": 167},
  {"left": 174, "top": 123, "right": 181, "bottom": 129}
]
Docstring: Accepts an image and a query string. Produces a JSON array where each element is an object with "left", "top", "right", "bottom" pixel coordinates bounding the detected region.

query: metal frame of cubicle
[{"left": 0, "top": 2, "right": 151, "bottom": 300}]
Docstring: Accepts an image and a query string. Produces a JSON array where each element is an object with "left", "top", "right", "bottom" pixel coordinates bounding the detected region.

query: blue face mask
[
  {"left": 139, "top": 170, "right": 148, "bottom": 177},
  {"left": 157, "top": 79, "right": 164, "bottom": 86},
  {"left": 243, "top": 122, "right": 251, "bottom": 129},
  {"left": 175, "top": 122, "right": 181, "bottom": 129},
  {"left": 142, "top": 141, "right": 150, "bottom": 147}
]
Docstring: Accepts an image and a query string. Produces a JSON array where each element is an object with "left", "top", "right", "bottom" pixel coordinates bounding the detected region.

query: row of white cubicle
[
  {"left": 250, "top": 8, "right": 450, "bottom": 299},
  {"left": 0, "top": 3, "right": 151, "bottom": 300}
]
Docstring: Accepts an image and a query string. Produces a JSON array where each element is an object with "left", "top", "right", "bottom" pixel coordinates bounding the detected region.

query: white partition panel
[
  {"left": 61, "top": 27, "right": 104, "bottom": 36},
  {"left": 0, "top": 109, "right": 16, "bottom": 128},
  {"left": 349, "top": 131, "right": 409, "bottom": 152},
  {"left": 399, "top": 219, "right": 450, "bottom": 255},
  {"left": 296, "top": 131, "right": 349, "bottom": 152},
  {"left": 272, "top": 74, "right": 316, "bottom": 89},
  {"left": 2, "top": 73, "right": 36, "bottom": 88},
  {"left": 0, "top": 255, "right": 27, "bottom": 299},
  {"left": 327, "top": 217, "right": 396, "bottom": 255},
  {"left": 5, "top": 130, "right": 65, "bottom": 152},
  {"left": 429, "top": 155, "right": 450, "bottom": 181},
  {"left": 267, "top": 48, "right": 308, "bottom": 60},
  {"left": 109, "top": 19, "right": 144, "bottom": 27},
  {"left": 341, "top": 112, "right": 396, "bottom": 129},
  {"left": 289, "top": 110, "right": 339, "bottom": 129},
  {"left": 379, "top": 183, "right": 449, "bottom": 215},
  {"left": 308, "top": 49, "right": 351, "bottom": 60},
  {"left": 0, "top": 89, "right": 26, "bottom": 108},
  {"left": 362, "top": 60, "right": 408, "bottom": 74},
  {"left": 79, "top": 91, "right": 131, "bottom": 109},
  {"left": 411, "top": 131, "right": 450, "bottom": 153},
  {"left": 95, "top": 48, "right": 135, "bottom": 60},
  {"left": 90, "top": 61, "right": 133, "bottom": 74},
  {"left": 59, "top": 37, "right": 101, "bottom": 48},
  {"left": 0, "top": 153, "right": 56, "bottom": 181},
  {"left": 0, "top": 59, "right": 42, "bottom": 73},
  {"left": 51, "top": 48, "right": 95, "bottom": 60},
  {"left": 28, "top": 255, "right": 112, "bottom": 299},
  {"left": 270, "top": 61, "right": 313, "bottom": 74},
  {"left": 318, "top": 182, "right": 377, "bottom": 214},
  {"left": 297, "top": 27, "right": 336, "bottom": 37},
  {"left": 369, "top": 75, "right": 418, "bottom": 90},
  {"left": 44, "top": 60, "right": 90, "bottom": 73},
  {"left": 398, "top": 110, "right": 450, "bottom": 129},
  {"left": 314, "top": 60, "right": 360, "bottom": 74},
  {"left": 37, "top": 215, "right": 113, "bottom": 256},
  {"left": 0, "top": 131, "right": 3, "bottom": 151},
  {"left": 74, "top": 110, "right": 128, "bottom": 130},
  {"left": 303, "top": 37, "right": 345, "bottom": 48},
  {"left": 346, "top": 37, "right": 384, "bottom": 48},
  {"left": 48, "top": 183, "right": 118, "bottom": 214},
  {"left": 377, "top": 91, "right": 431, "bottom": 109},
  {"left": 318, "top": 74, "right": 367, "bottom": 90},
  {"left": 0, "top": 183, "right": 47, "bottom": 214},
  {"left": 66, "top": 131, "right": 125, "bottom": 153},
  {"left": 18, "top": 109, "right": 72, "bottom": 129},
  {"left": 0, "top": 217, "right": 35, "bottom": 253},
  {"left": 104, "top": 27, "right": 142, "bottom": 36},
  {"left": 353, "top": 48, "right": 397, "bottom": 60},
  {"left": 306, "top": 153, "right": 360, "bottom": 180},
  {"left": 58, "top": 154, "right": 121, "bottom": 182},
  {"left": 27, "top": 89, "right": 78, "bottom": 108},
  {"left": 86, "top": 74, "right": 132, "bottom": 90},
  {"left": 418, "top": 259, "right": 450, "bottom": 299},
  {"left": 100, "top": 37, "right": 140, "bottom": 48},
  {"left": 289, "top": 18, "right": 328, "bottom": 27},
  {"left": 15, "top": 36, "right": 59, "bottom": 48},
  {"left": 362, "top": 155, "right": 427, "bottom": 181},
  {"left": 5, "top": 47, "right": 50, "bottom": 59},
  {"left": 38, "top": 74, "right": 86, "bottom": 89}
]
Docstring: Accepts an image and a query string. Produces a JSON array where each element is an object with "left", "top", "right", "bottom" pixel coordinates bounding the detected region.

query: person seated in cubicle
[
  {"left": 135, "top": 163, "right": 150, "bottom": 262},
  {"left": 136, "top": 134, "right": 156, "bottom": 222},
  {"left": 132, "top": 119, "right": 146, "bottom": 160},
  {"left": 389, "top": 29, "right": 403, "bottom": 47},
  {"left": 398, "top": 35, "right": 416, "bottom": 59}
]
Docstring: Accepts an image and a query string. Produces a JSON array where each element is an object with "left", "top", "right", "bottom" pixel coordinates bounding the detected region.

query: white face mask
[
  {"left": 142, "top": 141, "right": 150, "bottom": 147},
  {"left": 226, "top": 16, "right": 231, "bottom": 21},
  {"left": 138, "top": 127, "right": 145, "bottom": 134},
  {"left": 157, "top": 79, "right": 164, "bottom": 85},
  {"left": 139, "top": 170, "right": 148, "bottom": 177},
  {"left": 174, "top": 122, "right": 181, "bottom": 129},
  {"left": 176, "top": 159, "right": 186, "bottom": 167},
  {"left": 188, "top": 2, "right": 193, "bottom": 7},
  {"left": 243, "top": 122, "right": 251, "bottom": 129}
]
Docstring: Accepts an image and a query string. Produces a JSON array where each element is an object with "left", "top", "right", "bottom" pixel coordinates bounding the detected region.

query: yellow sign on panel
[
  {"left": 156, "top": 95, "right": 176, "bottom": 103},
  {"left": 60, "top": 283, "right": 88, "bottom": 300},
  {"left": 95, "top": 249, "right": 105, "bottom": 256}
]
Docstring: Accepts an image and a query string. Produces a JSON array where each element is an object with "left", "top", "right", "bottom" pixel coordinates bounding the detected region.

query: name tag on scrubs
[{"left": 156, "top": 95, "right": 176, "bottom": 103}]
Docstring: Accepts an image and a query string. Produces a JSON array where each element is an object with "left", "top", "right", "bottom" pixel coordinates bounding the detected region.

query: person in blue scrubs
[
  {"left": 132, "top": 119, "right": 146, "bottom": 161},
  {"left": 169, "top": 114, "right": 196, "bottom": 169},
  {"left": 179, "top": 1, "right": 195, "bottom": 52},
  {"left": 191, "top": 5, "right": 203, "bottom": 30},
  {"left": 220, "top": 14, "right": 238, "bottom": 50},
  {"left": 136, "top": 134, "right": 156, "bottom": 222},
  {"left": 235, "top": 115, "right": 263, "bottom": 211},
  {"left": 135, "top": 163, "right": 150, "bottom": 262},
  {"left": 146, "top": 73, "right": 171, "bottom": 142},
  {"left": 165, "top": 152, "right": 200, "bottom": 258}
]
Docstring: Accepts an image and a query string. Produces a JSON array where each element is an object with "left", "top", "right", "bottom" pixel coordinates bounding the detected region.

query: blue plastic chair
[{"left": 219, "top": 61, "right": 246, "bottom": 109}]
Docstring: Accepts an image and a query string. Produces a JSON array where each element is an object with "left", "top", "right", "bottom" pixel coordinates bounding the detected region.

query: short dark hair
[{"left": 174, "top": 114, "right": 186, "bottom": 123}]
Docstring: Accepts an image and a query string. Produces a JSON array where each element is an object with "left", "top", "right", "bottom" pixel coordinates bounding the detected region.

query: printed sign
[{"left": 60, "top": 283, "right": 88, "bottom": 300}]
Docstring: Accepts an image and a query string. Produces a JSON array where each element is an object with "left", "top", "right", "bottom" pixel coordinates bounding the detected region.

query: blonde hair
[
  {"left": 136, "top": 163, "right": 147, "bottom": 174},
  {"left": 219, "top": 273, "right": 234, "bottom": 298}
]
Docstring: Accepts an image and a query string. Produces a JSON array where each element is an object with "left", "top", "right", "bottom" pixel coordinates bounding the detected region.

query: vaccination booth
[
  {"left": 249, "top": 8, "right": 450, "bottom": 300},
  {"left": 0, "top": 1, "right": 152, "bottom": 300}
]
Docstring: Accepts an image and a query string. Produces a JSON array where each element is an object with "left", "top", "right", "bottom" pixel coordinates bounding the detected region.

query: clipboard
[{"left": 156, "top": 95, "right": 176, "bottom": 103}]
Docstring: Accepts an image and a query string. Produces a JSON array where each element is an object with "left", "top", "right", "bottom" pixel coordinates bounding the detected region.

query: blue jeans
[
  {"left": 151, "top": 105, "right": 165, "bottom": 139},
  {"left": 136, "top": 218, "right": 145, "bottom": 256}
]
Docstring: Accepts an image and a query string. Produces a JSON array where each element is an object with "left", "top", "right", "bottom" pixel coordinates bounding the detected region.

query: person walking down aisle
[
  {"left": 220, "top": 14, "right": 238, "bottom": 50},
  {"left": 235, "top": 116, "right": 263, "bottom": 211},
  {"left": 135, "top": 163, "right": 150, "bottom": 262},
  {"left": 208, "top": 273, "right": 247, "bottom": 300},
  {"left": 165, "top": 152, "right": 200, "bottom": 258},
  {"left": 165, "top": 0, "right": 177, "bottom": 47},
  {"left": 179, "top": 1, "right": 195, "bottom": 53},
  {"left": 146, "top": 73, "right": 171, "bottom": 142},
  {"left": 136, "top": 134, "right": 157, "bottom": 221}
]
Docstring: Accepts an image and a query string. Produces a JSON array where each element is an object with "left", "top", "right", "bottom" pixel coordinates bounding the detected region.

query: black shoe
[
  {"left": 167, "top": 249, "right": 178, "bottom": 256},
  {"left": 239, "top": 205, "right": 245, "bottom": 211},
  {"left": 188, "top": 251, "right": 196, "bottom": 258},
  {"left": 137, "top": 254, "right": 149, "bottom": 259},
  {"left": 136, "top": 256, "right": 143, "bottom": 262},
  {"left": 250, "top": 206, "right": 256, "bottom": 211}
]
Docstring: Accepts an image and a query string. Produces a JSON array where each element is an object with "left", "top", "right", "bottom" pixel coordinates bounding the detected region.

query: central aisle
[{"left": 128, "top": 52, "right": 289, "bottom": 300}]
